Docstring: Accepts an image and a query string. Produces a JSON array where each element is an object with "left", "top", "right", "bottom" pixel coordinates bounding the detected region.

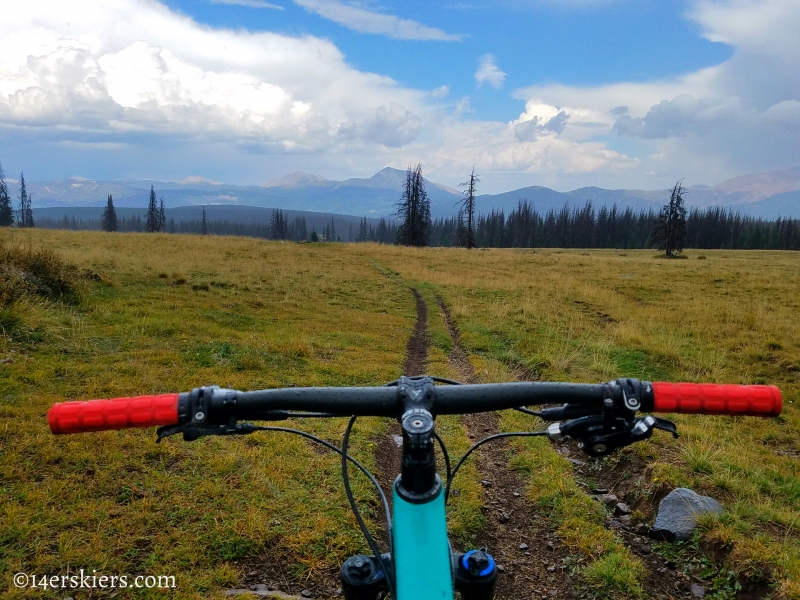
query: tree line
[
  {"left": 4, "top": 159, "right": 798, "bottom": 251},
  {"left": 0, "top": 162, "right": 34, "bottom": 228},
  {"left": 426, "top": 199, "right": 798, "bottom": 250}
]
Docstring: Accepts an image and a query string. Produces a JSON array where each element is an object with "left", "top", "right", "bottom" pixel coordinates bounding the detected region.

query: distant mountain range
[{"left": 20, "top": 165, "right": 800, "bottom": 219}]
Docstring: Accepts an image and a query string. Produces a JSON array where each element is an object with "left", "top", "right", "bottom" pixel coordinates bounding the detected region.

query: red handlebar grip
[
  {"left": 652, "top": 382, "right": 782, "bottom": 417},
  {"left": 48, "top": 394, "right": 180, "bottom": 434}
]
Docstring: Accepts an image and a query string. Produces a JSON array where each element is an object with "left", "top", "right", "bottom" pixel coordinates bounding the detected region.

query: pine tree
[
  {"left": 101, "top": 194, "right": 118, "bottom": 232},
  {"left": 652, "top": 181, "right": 687, "bottom": 257},
  {"left": 396, "top": 163, "right": 431, "bottom": 246},
  {"left": 201, "top": 206, "right": 208, "bottom": 235},
  {"left": 159, "top": 197, "right": 166, "bottom": 231},
  {"left": 0, "top": 161, "right": 13, "bottom": 226},
  {"left": 145, "top": 185, "right": 160, "bottom": 232},
  {"left": 18, "top": 172, "right": 34, "bottom": 228},
  {"left": 458, "top": 166, "right": 479, "bottom": 248}
]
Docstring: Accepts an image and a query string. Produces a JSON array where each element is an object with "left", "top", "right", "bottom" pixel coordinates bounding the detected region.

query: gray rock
[
  {"left": 651, "top": 488, "right": 724, "bottom": 542},
  {"left": 614, "top": 502, "right": 631, "bottom": 515},
  {"left": 691, "top": 583, "right": 706, "bottom": 598},
  {"left": 600, "top": 493, "right": 619, "bottom": 505}
]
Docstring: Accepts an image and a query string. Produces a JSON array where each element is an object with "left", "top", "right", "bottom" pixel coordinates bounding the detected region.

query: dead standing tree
[
  {"left": 458, "top": 166, "right": 479, "bottom": 248},
  {"left": 652, "top": 180, "right": 687, "bottom": 257}
]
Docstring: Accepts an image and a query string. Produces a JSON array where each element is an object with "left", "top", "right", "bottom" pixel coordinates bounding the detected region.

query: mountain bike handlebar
[{"left": 48, "top": 380, "right": 783, "bottom": 435}]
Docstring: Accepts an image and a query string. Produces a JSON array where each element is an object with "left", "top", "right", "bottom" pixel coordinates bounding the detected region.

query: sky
[{"left": 1, "top": 0, "right": 798, "bottom": 193}]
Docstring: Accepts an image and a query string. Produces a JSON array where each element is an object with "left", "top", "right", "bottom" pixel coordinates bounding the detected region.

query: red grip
[
  {"left": 48, "top": 394, "right": 180, "bottom": 434},
  {"left": 652, "top": 382, "right": 782, "bottom": 417}
]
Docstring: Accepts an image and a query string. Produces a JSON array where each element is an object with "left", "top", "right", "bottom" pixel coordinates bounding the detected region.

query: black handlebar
[{"left": 176, "top": 379, "right": 654, "bottom": 426}]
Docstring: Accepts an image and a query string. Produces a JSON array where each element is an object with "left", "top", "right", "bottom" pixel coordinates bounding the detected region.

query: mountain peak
[
  {"left": 714, "top": 165, "right": 800, "bottom": 202},
  {"left": 262, "top": 171, "right": 328, "bottom": 188}
]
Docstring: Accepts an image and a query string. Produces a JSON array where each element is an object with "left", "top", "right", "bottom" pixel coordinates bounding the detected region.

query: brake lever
[
  {"left": 547, "top": 415, "right": 678, "bottom": 457},
  {"left": 157, "top": 422, "right": 264, "bottom": 442},
  {"left": 156, "top": 407, "right": 291, "bottom": 442}
]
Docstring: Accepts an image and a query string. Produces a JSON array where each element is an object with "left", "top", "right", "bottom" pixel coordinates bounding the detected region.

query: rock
[
  {"left": 252, "top": 584, "right": 270, "bottom": 591},
  {"left": 608, "top": 518, "right": 625, "bottom": 530},
  {"left": 600, "top": 494, "right": 619, "bottom": 505},
  {"left": 651, "top": 488, "right": 724, "bottom": 542},
  {"left": 391, "top": 435, "right": 403, "bottom": 448},
  {"left": 247, "top": 572, "right": 258, "bottom": 577},
  {"left": 451, "top": 489, "right": 460, "bottom": 497},
  {"left": 615, "top": 502, "right": 631, "bottom": 515},
  {"left": 546, "top": 541, "right": 555, "bottom": 550},
  {"left": 635, "top": 523, "right": 650, "bottom": 535},
  {"left": 497, "top": 564, "right": 505, "bottom": 572},
  {"left": 481, "top": 480, "right": 493, "bottom": 488},
  {"left": 519, "top": 543, "right": 529, "bottom": 550},
  {"left": 513, "top": 491, "right": 521, "bottom": 497},
  {"left": 592, "top": 487, "right": 609, "bottom": 494},
  {"left": 691, "top": 583, "right": 706, "bottom": 598},
  {"left": 300, "top": 590, "right": 312, "bottom": 598},
  {"left": 546, "top": 565, "right": 556, "bottom": 572},
  {"left": 567, "top": 458, "right": 587, "bottom": 466},
  {"left": 498, "top": 512, "right": 510, "bottom": 524}
]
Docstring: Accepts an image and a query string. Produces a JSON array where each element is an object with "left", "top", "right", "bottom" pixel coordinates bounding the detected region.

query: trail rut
[{"left": 436, "top": 295, "right": 579, "bottom": 600}]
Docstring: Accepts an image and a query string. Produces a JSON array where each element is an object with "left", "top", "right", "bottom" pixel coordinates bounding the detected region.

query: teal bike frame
[{"left": 392, "top": 485, "right": 453, "bottom": 600}]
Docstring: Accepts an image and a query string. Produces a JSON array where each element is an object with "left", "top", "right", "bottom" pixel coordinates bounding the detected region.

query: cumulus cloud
[
  {"left": 0, "top": 0, "right": 428, "bottom": 155},
  {"left": 474, "top": 55, "right": 506, "bottom": 89},
  {"left": 511, "top": 0, "right": 800, "bottom": 185},
  {"left": 337, "top": 103, "right": 422, "bottom": 147},
  {"left": 292, "top": 0, "right": 462, "bottom": 40},
  {"left": 2, "top": 0, "right": 799, "bottom": 193}
]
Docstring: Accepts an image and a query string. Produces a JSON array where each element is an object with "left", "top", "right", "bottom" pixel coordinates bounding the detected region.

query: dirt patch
[
  {"left": 404, "top": 288, "right": 429, "bottom": 377},
  {"left": 436, "top": 295, "right": 579, "bottom": 600},
  {"left": 375, "top": 286, "right": 432, "bottom": 518},
  {"left": 236, "top": 552, "right": 338, "bottom": 600}
]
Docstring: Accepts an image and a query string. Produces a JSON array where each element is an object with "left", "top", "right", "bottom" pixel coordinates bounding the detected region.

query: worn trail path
[{"left": 435, "top": 296, "right": 578, "bottom": 600}]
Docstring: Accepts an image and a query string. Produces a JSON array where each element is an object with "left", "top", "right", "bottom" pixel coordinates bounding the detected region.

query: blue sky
[{"left": 1, "top": 0, "right": 798, "bottom": 194}]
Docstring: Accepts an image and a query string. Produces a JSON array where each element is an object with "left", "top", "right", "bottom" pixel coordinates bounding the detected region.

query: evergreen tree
[
  {"left": 310, "top": 228, "right": 319, "bottom": 242},
  {"left": 145, "top": 186, "right": 160, "bottom": 232},
  {"left": 159, "top": 197, "right": 166, "bottom": 231},
  {"left": 396, "top": 163, "right": 431, "bottom": 246},
  {"left": 0, "top": 161, "right": 13, "bottom": 226},
  {"left": 652, "top": 181, "right": 687, "bottom": 257},
  {"left": 18, "top": 172, "right": 34, "bottom": 228},
  {"left": 458, "top": 166, "right": 479, "bottom": 248},
  {"left": 101, "top": 194, "right": 118, "bottom": 232},
  {"left": 201, "top": 206, "right": 208, "bottom": 235}
]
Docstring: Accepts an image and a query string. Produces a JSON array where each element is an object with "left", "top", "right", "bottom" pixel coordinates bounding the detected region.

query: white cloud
[
  {"left": 209, "top": 0, "right": 284, "bottom": 8},
  {"left": 338, "top": 103, "right": 422, "bottom": 147},
  {"left": 0, "top": 0, "right": 426, "bottom": 154},
  {"left": 291, "top": 0, "right": 462, "bottom": 41},
  {"left": 509, "top": 0, "right": 800, "bottom": 186},
  {"left": 474, "top": 54, "right": 506, "bottom": 89},
  {"left": 1, "top": 0, "right": 798, "bottom": 194}
]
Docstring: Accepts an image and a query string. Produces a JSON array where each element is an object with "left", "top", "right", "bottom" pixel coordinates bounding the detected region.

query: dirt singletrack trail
[
  {"left": 374, "top": 287, "right": 430, "bottom": 512},
  {"left": 435, "top": 296, "right": 579, "bottom": 600}
]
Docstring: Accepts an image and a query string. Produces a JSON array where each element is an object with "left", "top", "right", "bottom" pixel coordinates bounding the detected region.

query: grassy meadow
[{"left": 1, "top": 229, "right": 798, "bottom": 599}]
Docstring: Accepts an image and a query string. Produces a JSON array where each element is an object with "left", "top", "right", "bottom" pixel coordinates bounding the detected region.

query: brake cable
[{"left": 342, "top": 417, "right": 396, "bottom": 600}]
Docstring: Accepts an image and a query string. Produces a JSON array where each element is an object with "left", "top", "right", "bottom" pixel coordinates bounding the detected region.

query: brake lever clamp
[
  {"left": 156, "top": 385, "right": 288, "bottom": 442},
  {"left": 545, "top": 378, "right": 677, "bottom": 457}
]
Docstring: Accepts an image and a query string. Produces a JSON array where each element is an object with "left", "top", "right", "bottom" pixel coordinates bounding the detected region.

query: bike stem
[{"left": 341, "top": 377, "right": 498, "bottom": 600}]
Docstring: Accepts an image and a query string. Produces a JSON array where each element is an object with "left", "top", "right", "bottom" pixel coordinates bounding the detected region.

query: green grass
[{"left": 2, "top": 231, "right": 799, "bottom": 599}]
